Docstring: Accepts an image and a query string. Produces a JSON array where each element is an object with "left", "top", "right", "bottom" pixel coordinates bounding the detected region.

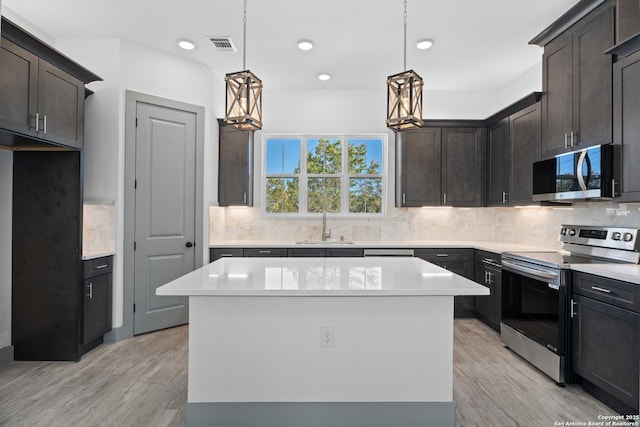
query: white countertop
[
  {"left": 81, "top": 251, "right": 115, "bottom": 260},
  {"left": 156, "top": 257, "right": 490, "bottom": 297},
  {"left": 570, "top": 263, "right": 640, "bottom": 285},
  {"left": 209, "top": 240, "right": 552, "bottom": 254}
]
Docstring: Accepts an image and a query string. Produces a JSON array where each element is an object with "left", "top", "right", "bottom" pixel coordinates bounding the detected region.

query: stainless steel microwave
[{"left": 532, "top": 144, "right": 614, "bottom": 202}]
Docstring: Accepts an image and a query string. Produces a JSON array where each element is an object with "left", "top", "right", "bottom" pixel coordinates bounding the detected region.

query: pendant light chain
[
  {"left": 403, "top": 0, "right": 407, "bottom": 71},
  {"left": 242, "top": 0, "right": 247, "bottom": 70}
]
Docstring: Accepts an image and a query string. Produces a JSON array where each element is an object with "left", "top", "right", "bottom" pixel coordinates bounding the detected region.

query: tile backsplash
[
  {"left": 210, "top": 202, "right": 640, "bottom": 250},
  {"left": 83, "top": 202, "right": 116, "bottom": 254}
]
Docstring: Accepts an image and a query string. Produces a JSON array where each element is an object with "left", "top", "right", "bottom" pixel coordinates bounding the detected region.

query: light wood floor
[{"left": 0, "top": 319, "right": 616, "bottom": 427}]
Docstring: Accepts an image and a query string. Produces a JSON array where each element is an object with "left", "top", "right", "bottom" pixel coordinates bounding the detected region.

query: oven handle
[{"left": 501, "top": 260, "right": 559, "bottom": 281}]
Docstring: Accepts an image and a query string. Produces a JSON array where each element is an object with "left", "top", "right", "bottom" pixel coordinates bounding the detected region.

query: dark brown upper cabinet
[
  {"left": 509, "top": 102, "right": 542, "bottom": 206},
  {"left": 486, "top": 118, "right": 510, "bottom": 206},
  {"left": 396, "top": 125, "right": 485, "bottom": 207},
  {"left": 396, "top": 127, "right": 441, "bottom": 207},
  {"left": 535, "top": 1, "right": 614, "bottom": 158},
  {"left": 0, "top": 18, "right": 101, "bottom": 150},
  {"left": 218, "top": 119, "right": 254, "bottom": 207},
  {"left": 613, "top": 48, "right": 640, "bottom": 201}
]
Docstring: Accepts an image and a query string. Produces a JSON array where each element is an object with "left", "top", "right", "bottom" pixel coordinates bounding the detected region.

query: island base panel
[{"left": 186, "top": 401, "right": 455, "bottom": 427}]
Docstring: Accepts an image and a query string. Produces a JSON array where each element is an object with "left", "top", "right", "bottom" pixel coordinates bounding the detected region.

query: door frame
[{"left": 121, "top": 90, "right": 205, "bottom": 339}]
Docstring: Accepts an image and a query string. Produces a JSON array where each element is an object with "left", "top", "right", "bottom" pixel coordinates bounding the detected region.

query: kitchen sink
[{"left": 295, "top": 240, "right": 354, "bottom": 244}]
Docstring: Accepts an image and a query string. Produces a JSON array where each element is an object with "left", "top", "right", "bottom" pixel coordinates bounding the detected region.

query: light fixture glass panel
[
  {"left": 225, "top": 69, "right": 263, "bottom": 130},
  {"left": 386, "top": 69, "right": 423, "bottom": 130}
]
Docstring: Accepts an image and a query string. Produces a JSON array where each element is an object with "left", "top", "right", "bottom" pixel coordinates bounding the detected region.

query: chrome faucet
[{"left": 322, "top": 212, "right": 331, "bottom": 241}]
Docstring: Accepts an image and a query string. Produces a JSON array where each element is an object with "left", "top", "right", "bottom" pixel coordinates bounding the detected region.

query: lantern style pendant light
[
  {"left": 225, "top": 0, "right": 263, "bottom": 130},
  {"left": 386, "top": 0, "right": 423, "bottom": 130}
]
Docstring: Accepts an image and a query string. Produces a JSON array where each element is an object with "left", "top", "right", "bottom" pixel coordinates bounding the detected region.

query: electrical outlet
[{"left": 320, "top": 327, "right": 334, "bottom": 348}]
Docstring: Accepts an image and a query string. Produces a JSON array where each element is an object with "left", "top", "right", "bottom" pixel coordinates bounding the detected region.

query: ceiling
[{"left": 2, "top": 0, "right": 580, "bottom": 91}]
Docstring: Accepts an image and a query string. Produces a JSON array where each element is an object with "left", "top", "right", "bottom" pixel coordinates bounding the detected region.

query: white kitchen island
[{"left": 156, "top": 257, "right": 489, "bottom": 427}]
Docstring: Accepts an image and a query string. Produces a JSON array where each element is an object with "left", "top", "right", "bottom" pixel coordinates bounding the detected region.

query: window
[{"left": 263, "top": 135, "right": 386, "bottom": 216}]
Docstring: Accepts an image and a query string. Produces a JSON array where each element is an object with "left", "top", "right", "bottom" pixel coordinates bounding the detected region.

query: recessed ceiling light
[
  {"left": 416, "top": 39, "right": 434, "bottom": 50},
  {"left": 297, "top": 40, "right": 314, "bottom": 51},
  {"left": 178, "top": 39, "right": 196, "bottom": 50},
  {"left": 318, "top": 74, "right": 331, "bottom": 81}
]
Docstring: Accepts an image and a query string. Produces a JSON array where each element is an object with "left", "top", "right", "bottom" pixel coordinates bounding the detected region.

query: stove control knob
[
  {"left": 560, "top": 228, "right": 567, "bottom": 235},
  {"left": 568, "top": 228, "right": 577, "bottom": 236},
  {"left": 612, "top": 232, "right": 622, "bottom": 241},
  {"left": 623, "top": 233, "right": 634, "bottom": 242}
]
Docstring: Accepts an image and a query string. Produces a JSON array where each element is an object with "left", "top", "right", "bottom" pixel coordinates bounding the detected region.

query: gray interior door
[{"left": 133, "top": 101, "right": 196, "bottom": 335}]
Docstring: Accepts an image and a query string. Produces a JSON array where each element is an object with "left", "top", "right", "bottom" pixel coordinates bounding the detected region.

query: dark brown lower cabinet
[
  {"left": 82, "top": 256, "right": 113, "bottom": 349},
  {"left": 474, "top": 250, "right": 502, "bottom": 331},
  {"left": 415, "top": 249, "right": 475, "bottom": 318},
  {"left": 572, "top": 272, "right": 639, "bottom": 414}
]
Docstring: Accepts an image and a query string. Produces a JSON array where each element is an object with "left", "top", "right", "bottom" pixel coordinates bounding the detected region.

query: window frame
[{"left": 261, "top": 133, "right": 388, "bottom": 218}]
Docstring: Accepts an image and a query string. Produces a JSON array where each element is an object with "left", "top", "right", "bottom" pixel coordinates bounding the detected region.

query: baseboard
[
  {"left": 103, "top": 326, "right": 132, "bottom": 344},
  {"left": 186, "top": 401, "right": 456, "bottom": 427},
  {"left": 0, "top": 345, "right": 14, "bottom": 367}
]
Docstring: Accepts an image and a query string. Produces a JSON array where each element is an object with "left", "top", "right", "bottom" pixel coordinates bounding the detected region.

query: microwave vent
[{"left": 210, "top": 36, "right": 237, "bottom": 52}]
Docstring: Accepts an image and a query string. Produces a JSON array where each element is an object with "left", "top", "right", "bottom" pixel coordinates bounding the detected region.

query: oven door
[{"left": 501, "top": 261, "right": 567, "bottom": 355}]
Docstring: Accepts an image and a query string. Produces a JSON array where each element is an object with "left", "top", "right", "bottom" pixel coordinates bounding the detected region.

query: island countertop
[{"left": 156, "top": 257, "right": 490, "bottom": 297}]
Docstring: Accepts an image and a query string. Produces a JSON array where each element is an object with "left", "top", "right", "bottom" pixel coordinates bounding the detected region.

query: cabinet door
[
  {"left": 616, "top": 0, "right": 640, "bottom": 43},
  {"left": 572, "top": 294, "right": 639, "bottom": 411},
  {"left": 325, "top": 247, "right": 364, "bottom": 257},
  {"left": 396, "top": 128, "right": 441, "bottom": 206},
  {"left": 486, "top": 119, "right": 510, "bottom": 206},
  {"left": 83, "top": 273, "right": 112, "bottom": 345},
  {"left": 541, "top": 33, "right": 573, "bottom": 158},
  {"left": 37, "top": 61, "right": 85, "bottom": 149},
  {"left": 474, "top": 265, "right": 494, "bottom": 322},
  {"left": 219, "top": 122, "right": 253, "bottom": 206},
  {"left": 441, "top": 127, "right": 485, "bottom": 207},
  {"left": 572, "top": 3, "right": 613, "bottom": 150},
  {"left": 613, "top": 49, "right": 640, "bottom": 201},
  {"left": 509, "top": 102, "right": 541, "bottom": 205},
  {"left": 0, "top": 38, "right": 38, "bottom": 137}
]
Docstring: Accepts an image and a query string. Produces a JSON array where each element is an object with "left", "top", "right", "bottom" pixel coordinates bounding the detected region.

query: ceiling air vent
[{"left": 210, "top": 36, "right": 237, "bottom": 52}]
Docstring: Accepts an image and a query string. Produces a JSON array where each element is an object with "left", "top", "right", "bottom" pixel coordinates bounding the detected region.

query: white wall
[
  {"left": 55, "top": 38, "right": 218, "bottom": 329},
  {"left": 0, "top": 150, "right": 12, "bottom": 350}
]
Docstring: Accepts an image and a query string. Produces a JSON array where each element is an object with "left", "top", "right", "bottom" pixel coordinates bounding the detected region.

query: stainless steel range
[{"left": 501, "top": 225, "right": 640, "bottom": 385}]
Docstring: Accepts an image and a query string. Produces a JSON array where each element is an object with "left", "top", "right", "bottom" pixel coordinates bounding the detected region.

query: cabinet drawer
[
  {"left": 573, "top": 272, "right": 640, "bottom": 313},
  {"left": 325, "top": 248, "right": 364, "bottom": 257},
  {"left": 83, "top": 256, "right": 113, "bottom": 279},
  {"left": 243, "top": 248, "right": 288, "bottom": 257},
  {"left": 475, "top": 249, "right": 501, "bottom": 268},
  {"left": 210, "top": 248, "right": 244, "bottom": 262},
  {"left": 288, "top": 248, "right": 326, "bottom": 257},
  {"left": 415, "top": 248, "right": 473, "bottom": 263}
]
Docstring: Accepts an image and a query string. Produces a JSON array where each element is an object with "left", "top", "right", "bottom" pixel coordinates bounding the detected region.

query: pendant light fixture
[
  {"left": 386, "top": 0, "right": 423, "bottom": 130},
  {"left": 225, "top": 0, "right": 263, "bottom": 130}
]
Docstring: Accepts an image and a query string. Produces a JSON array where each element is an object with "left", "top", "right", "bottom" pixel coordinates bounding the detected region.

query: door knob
[{"left": 186, "top": 242, "right": 194, "bottom": 248}]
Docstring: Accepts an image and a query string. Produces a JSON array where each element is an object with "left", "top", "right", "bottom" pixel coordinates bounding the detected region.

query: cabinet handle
[
  {"left": 502, "top": 191, "right": 507, "bottom": 204},
  {"left": 402, "top": 193, "right": 406, "bottom": 205},
  {"left": 570, "top": 131, "right": 574, "bottom": 148},
  {"left": 243, "top": 193, "right": 247, "bottom": 204},
  {"left": 94, "top": 264, "right": 108, "bottom": 270},
  {"left": 591, "top": 286, "right": 611, "bottom": 294},
  {"left": 43, "top": 115, "right": 47, "bottom": 134},
  {"left": 612, "top": 179, "right": 617, "bottom": 197},
  {"left": 484, "top": 270, "right": 489, "bottom": 284},
  {"left": 258, "top": 250, "right": 271, "bottom": 254},
  {"left": 220, "top": 253, "right": 235, "bottom": 257},
  {"left": 35, "top": 112, "right": 40, "bottom": 132},
  {"left": 436, "top": 253, "right": 449, "bottom": 257},
  {"left": 564, "top": 133, "right": 568, "bottom": 149},
  {"left": 487, "top": 272, "right": 493, "bottom": 285},
  {"left": 570, "top": 299, "right": 577, "bottom": 318},
  {"left": 443, "top": 193, "right": 447, "bottom": 205},
  {"left": 86, "top": 282, "right": 93, "bottom": 299}
]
